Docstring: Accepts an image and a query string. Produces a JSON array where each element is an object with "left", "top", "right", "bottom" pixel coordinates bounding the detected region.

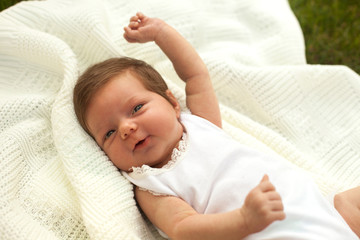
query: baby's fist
[
  {"left": 123, "top": 12, "right": 165, "bottom": 43},
  {"left": 240, "top": 175, "right": 285, "bottom": 234}
]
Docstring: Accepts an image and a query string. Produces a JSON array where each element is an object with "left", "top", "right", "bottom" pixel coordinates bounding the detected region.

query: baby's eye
[
  {"left": 132, "top": 104, "right": 143, "bottom": 114},
  {"left": 105, "top": 130, "right": 115, "bottom": 139}
]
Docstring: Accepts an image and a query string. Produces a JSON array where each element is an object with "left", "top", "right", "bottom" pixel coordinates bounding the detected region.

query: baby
[{"left": 73, "top": 13, "right": 359, "bottom": 239}]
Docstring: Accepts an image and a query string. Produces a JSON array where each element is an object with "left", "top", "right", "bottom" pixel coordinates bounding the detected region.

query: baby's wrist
[
  {"left": 154, "top": 20, "right": 171, "bottom": 44},
  {"left": 239, "top": 206, "right": 270, "bottom": 236},
  {"left": 237, "top": 208, "right": 253, "bottom": 237}
]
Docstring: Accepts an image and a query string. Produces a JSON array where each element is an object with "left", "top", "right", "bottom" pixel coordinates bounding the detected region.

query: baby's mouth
[
  {"left": 136, "top": 139, "right": 145, "bottom": 147},
  {"left": 134, "top": 137, "right": 149, "bottom": 151}
]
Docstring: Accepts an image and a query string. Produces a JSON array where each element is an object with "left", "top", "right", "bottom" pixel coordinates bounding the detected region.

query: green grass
[
  {"left": 289, "top": 0, "right": 360, "bottom": 74},
  {"left": 0, "top": 0, "right": 23, "bottom": 12},
  {"left": 1, "top": 0, "right": 359, "bottom": 74}
]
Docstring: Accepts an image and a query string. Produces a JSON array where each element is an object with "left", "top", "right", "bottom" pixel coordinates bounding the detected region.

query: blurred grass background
[
  {"left": 289, "top": 0, "right": 359, "bottom": 74},
  {"left": 1, "top": 0, "right": 359, "bottom": 74}
]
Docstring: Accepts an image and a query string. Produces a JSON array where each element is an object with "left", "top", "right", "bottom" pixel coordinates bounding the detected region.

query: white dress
[{"left": 123, "top": 113, "right": 357, "bottom": 239}]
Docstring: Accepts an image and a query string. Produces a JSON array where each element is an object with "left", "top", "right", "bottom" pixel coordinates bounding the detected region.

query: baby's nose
[{"left": 120, "top": 120, "right": 137, "bottom": 140}]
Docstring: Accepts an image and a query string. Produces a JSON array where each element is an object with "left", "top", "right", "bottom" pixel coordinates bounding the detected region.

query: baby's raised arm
[{"left": 124, "top": 13, "right": 221, "bottom": 127}]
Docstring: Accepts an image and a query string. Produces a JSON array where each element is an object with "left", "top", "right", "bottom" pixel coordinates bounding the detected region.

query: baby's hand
[
  {"left": 123, "top": 12, "right": 166, "bottom": 43},
  {"left": 240, "top": 175, "right": 285, "bottom": 234}
]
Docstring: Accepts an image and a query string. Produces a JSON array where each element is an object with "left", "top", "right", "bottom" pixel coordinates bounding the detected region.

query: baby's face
[{"left": 85, "top": 71, "right": 183, "bottom": 171}]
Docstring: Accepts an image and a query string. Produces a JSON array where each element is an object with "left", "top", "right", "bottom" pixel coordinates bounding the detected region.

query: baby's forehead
[
  {"left": 121, "top": 69, "right": 161, "bottom": 92},
  {"left": 91, "top": 68, "right": 166, "bottom": 105},
  {"left": 105, "top": 71, "right": 152, "bottom": 95},
  {"left": 110, "top": 69, "right": 148, "bottom": 87}
]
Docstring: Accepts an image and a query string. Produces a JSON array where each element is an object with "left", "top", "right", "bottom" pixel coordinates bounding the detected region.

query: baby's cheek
[{"left": 106, "top": 148, "right": 124, "bottom": 169}]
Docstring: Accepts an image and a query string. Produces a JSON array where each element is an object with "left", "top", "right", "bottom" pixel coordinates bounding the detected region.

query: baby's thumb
[{"left": 260, "top": 174, "right": 269, "bottom": 183}]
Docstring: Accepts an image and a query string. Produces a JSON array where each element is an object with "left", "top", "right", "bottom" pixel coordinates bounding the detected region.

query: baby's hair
[{"left": 73, "top": 57, "right": 170, "bottom": 135}]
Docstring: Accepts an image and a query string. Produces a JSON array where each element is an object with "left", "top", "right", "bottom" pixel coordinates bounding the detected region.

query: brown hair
[{"left": 73, "top": 57, "right": 170, "bottom": 135}]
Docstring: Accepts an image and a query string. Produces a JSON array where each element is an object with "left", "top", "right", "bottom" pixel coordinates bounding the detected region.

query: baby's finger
[
  {"left": 123, "top": 33, "right": 137, "bottom": 43},
  {"left": 124, "top": 26, "right": 132, "bottom": 34},
  {"left": 266, "top": 191, "right": 282, "bottom": 201},
  {"left": 128, "top": 21, "right": 139, "bottom": 29},
  {"left": 269, "top": 199, "right": 284, "bottom": 211},
  {"left": 136, "top": 12, "right": 145, "bottom": 20},
  {"left": 130, "top": 15, "right": 139, "bottom": 22},
  {"left": 123, "top": 27, "right": 138, "bottom": 43},
  {"left": 271, "top": 211, "right": 286, "bottom": 221},
  {"left": 259, "top": 180, "right": 276, "bottom": 193},
  {"left": 260, "top": 174, "right": 269, "bottom": 183}
]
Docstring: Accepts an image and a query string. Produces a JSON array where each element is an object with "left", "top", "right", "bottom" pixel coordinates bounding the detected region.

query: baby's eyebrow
[
  {"left": 89, "top": 124, "right": 106, "bottom": 146},
  {"left": 128, "top": 96, "right": 142, "bottom": 105}
]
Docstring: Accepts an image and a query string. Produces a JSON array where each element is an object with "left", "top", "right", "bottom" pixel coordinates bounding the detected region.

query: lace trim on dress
[
  {"left": 130, "top": 132, "right": 188, "bottom": 176},
  {"left": 138, "top": 187, "right": 173, "bottom": 197}
]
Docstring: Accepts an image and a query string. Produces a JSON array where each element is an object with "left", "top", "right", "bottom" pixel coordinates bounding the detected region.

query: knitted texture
[{"left": 0, "top": 0, "right": 359, "bottom": 239}]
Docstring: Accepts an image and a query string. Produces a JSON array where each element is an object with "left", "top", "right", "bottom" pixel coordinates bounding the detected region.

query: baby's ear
[{"left": 165, "top": 90, "right": 181, "bottom": 118}]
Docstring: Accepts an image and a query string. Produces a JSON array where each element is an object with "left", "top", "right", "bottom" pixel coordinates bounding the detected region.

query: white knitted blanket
[{"left": 1, "top": 0, "right": 359, "bottom": 239}]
